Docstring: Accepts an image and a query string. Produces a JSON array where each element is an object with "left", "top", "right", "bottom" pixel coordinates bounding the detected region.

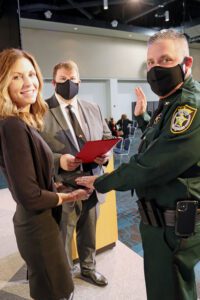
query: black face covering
[
  {"left": 147, "top": 63, "right": 185, "bottom": 97},
  {"left": 55, "top": 80, "right": 79, "bottom": 100}
]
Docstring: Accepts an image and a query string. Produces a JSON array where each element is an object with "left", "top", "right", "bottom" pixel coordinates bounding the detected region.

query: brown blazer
[
  {"left": 0, "top": 116, "right": 59, "bottom": 214},
  {"left": 0, "top": 117, "right": 75, "bottom": 298}
]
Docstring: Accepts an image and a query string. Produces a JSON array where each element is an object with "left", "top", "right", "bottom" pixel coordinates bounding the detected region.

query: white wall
[
  {"left": 21, "top": 24, "right": 200, "bottom": 120},
  {"left": 21, "top": 27, "right": 147, "bottom": 79},
  {"left": 116, "top": 80, "right": 158, "bottom": 120},
  {"left": 190, "top": 48, "right": 200, "bottom": 80},
  {"left": 43, "top": 79, "right": 110, "bottom": 118},
  {"left": 43, "top": 78, "right": 156, "bottom": 120},
  {"left": 79, "top": 80, "right": 110, "bottom": 119},
  {"left": 21, "top": 26, "right": 200, "bottom": 80}
]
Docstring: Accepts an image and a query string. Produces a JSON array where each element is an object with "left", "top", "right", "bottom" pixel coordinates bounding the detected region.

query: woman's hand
[
  {"left": 57, "top": 188, "right": 92, "bottom": 204},
  {"left": 134, "top": 87, "right": 147, "bottom": 116},
  {"left": 75, "top": 175, "right": 98, "bottom": 189}
]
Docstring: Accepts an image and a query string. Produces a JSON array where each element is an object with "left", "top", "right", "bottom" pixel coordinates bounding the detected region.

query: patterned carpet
[
  {"left": 116, "top": 190, "right": 143, "bottom": 257},
  {"left": 114, "top": 129, "right": 143, "bottom": 256}
]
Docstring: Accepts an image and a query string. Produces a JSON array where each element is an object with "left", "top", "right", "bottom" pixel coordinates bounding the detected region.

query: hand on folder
[
  {"left": 60, "top": 153, "right": 82, "bottom": 171},
  {"left": 75, "top": 175, "right": 98, "bottom": 189},
  {"left": 94, "top": 153, "right": 110, "bottom": 165},
  {"left": 76, "top": 138, "right": 121, "bottom": 163}
]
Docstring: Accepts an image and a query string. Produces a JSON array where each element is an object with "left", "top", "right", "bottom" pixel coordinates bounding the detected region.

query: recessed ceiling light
[
  {"left": 44, "top": 10, "right": 52, "bottom": 19},
  {"left": 74, "top": 27, "right": 78, "bottom": 31},
  {"left": 111, "top": 20, "right": 118, "bottom": 28},
  {"left": 129, "top": 34, "right": 132, "bottom": 37}
]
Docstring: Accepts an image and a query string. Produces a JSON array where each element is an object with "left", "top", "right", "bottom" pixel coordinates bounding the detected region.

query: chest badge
[
  {"left": 154, "top": 113, "right": 162, "bottom": 125},
  {"left": 170, "top": 105, "right": 197, "bottom": 134}
]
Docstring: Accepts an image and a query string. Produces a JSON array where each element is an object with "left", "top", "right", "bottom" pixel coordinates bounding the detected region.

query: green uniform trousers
[{"left": 140, "top": 222, "right": 200, "bottom": 300}]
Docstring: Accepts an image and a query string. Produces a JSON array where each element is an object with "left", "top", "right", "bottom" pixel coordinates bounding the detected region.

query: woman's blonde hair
[{"left": 0, "top": 48, "right": 47, "bottom": 130}]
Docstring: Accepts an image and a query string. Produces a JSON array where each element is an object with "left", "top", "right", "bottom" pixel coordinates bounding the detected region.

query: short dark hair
[
  {"left": 148, "top": 29, "right": 189, "bottom": 57},
  {"left": 52, "top": 60, "right": 80, "bottom": 80},
  {"left": 148, "top": 29, "right": 188, "bottom": 46}
]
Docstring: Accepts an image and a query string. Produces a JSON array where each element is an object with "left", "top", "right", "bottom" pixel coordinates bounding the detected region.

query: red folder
[{"left": 76, "top": 138, "right": 121, "bottom": 163}]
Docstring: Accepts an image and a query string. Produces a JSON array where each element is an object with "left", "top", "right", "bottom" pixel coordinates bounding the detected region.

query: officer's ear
[
  {"left": 52, "top": 79, "right": 56, "bottom": 86},
  {"left": 184, "top": 56, "right": 193, "bottom": 68},
  {"left": 183, "top": 56, "right": 193, "bottom": 76}
]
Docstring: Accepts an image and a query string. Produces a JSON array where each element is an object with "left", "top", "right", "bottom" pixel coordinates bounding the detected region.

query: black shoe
[{"left": 81, "top": 270, "right": 108, "bottom": 287}]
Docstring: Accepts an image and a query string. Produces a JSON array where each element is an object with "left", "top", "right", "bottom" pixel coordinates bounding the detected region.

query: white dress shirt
[{"left": 55, "top": 92, "right": 84, "bottom": 151}]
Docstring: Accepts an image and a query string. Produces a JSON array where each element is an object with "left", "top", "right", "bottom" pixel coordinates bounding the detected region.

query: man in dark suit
[{"left": 41, "top": 60, "right": 111, "bottom": 286}]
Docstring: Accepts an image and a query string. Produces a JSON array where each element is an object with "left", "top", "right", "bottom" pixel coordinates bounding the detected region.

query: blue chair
[
  {"left": 113, "top": 138, "right": 123, "bottom": 153},
  {"left": 129, "top": 126, "right": 136, "bottom": 140},
  {"left": 114, "top": 138, "right": 131, "bottom": 163}
]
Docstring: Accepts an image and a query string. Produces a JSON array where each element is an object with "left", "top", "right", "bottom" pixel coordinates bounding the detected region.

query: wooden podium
[{"left": 72, "top": 157, "right": 118, "bottom": 260}]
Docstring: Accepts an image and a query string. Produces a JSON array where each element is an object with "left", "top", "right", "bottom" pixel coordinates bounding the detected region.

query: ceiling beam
[{"left": 66, "top": 0, "right": 93, "bottom": 20}]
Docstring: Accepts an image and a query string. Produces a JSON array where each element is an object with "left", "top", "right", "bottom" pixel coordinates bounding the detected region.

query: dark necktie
[
  {"left": 67, "top": 105, "right": 86, "bottom": 149},
  {"left": 67, "top": 105, "right": 97, "bottom": 172}
]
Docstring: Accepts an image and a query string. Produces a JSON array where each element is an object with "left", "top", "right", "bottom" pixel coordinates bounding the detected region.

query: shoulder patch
[{"left": 170, "top": 105, "right": 197, "bottom": 134}]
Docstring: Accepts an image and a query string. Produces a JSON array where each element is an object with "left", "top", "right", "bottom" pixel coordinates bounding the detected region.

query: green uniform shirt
[{"left": 95, "top": 76, "right": 200, "bottom": 209}]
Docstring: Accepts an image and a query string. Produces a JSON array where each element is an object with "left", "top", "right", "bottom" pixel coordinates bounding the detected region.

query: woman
[
  {"left": 108, "top": 117, "right": 118, "bottom": 137},
  {"left": 0, "top": 48, "right": 90, "bottom": 300},
  {"left": 116, "top": 114, "right": 133, "bottom": 138}
]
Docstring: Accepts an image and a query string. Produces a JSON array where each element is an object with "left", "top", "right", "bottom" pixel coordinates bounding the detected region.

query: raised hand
[{"left": 134, "top": 87, "right": 147, "bottom": 117}]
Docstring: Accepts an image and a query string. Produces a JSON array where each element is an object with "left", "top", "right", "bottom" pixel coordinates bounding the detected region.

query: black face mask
[
  {"left": 55, "top": 80, "right": 79, "bottom": 100},
  {"left": 147, "top": 63, "right": 185, "bottom": 97}
]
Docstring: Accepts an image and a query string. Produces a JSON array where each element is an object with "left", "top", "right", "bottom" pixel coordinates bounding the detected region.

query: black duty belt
[
  {"left": 137, "top": 199, "right": 200, "bottom": 228},
  {"left": 164, "top": 209, "right": 200, "bottom": 227}
]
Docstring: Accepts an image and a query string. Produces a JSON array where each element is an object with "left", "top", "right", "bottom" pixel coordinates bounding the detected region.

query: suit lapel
[
  {"left": 78, "top": 100, "right": 94, "bottom": 140},
  {"left": 48, "top": 96, "right": 79, "bottom": 150}
]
